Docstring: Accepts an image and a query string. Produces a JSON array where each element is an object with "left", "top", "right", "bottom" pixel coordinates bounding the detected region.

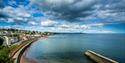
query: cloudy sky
[{"left": 0, "top": 0, "right": 125, "bottom": 33}]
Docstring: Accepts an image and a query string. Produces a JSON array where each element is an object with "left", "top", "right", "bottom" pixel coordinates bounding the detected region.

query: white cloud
[
  {"left": 57, "top": 23, "right": 104, "bottom": 29},
  {"left": 83, "top": 30, "right": 114, "bottom": 33},
  {"left": 40, "top": 19, "right": 58, "bottom": 27},
  {"left": 52, "top": 23, "right": 105, "bottom": 33},
  {"left": 31, "top": 0, "right": 97, "bottom": 21},
  {"left": 0, "top": 18, "right": 6, "bottom": 21},
  {"left": 1, "top": 6, "right": 31, "bottom": 21},
  {"left": 80, "top": 23, "right": 104, "bottom": 29},
  {"left": 15, "top": 17, "right": 23, "bottom": 20},
  {"left": 88, "top": 23, "right": 104, "bottom": 27},
  {"left": 81, "top": 25, "right": 90, "bottom": 29},
  {"left": 1, "top": 0, "right": 124, "bottom": 33},
  {"left": 16, "top": 12, "right": 31, "bottom": 17},
  {"left": 97, "top": 10, "right": 117, "bottom": 18},
  {"left": 59, "top": 24, "right": 70, "bottom": 28},
  {"left": 28, "top": 21, "right": 38, "bottom": 25},
  {"left": 7, "top": 18, "right": 14, "bottom": 23}
]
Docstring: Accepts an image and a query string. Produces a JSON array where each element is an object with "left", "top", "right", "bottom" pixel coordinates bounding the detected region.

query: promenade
[{"left": 10, "top": 37, "right": 40, "bottom": 63}]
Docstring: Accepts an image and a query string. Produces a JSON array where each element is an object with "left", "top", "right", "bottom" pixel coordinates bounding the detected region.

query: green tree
[{"left": 0, "top": 46, "right": 13, "bottom": 63}]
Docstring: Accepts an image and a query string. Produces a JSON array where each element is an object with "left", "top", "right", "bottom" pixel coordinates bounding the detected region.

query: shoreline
[
  {"left": 13, "top": 37, "right": 41, "bottom": 63},
  {"left": 19, "top": 37, "right": 48, "bottom": 63},
  {"left": 20, "top": 49, "right": 38, "bottom": 63}
]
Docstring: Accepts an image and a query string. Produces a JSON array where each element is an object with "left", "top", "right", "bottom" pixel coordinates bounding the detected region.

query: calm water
[{"left": 25, "top": 34, "right": 125, "bottom": 63}]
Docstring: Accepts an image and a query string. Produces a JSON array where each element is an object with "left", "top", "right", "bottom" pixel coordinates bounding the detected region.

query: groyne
[{"left": 85, "top": 50, "right": 118, "bottom": 63}]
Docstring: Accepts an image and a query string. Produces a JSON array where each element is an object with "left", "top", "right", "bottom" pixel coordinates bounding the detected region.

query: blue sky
[{"left": 0, "top": 0, "right": 125, "bottom": 33}]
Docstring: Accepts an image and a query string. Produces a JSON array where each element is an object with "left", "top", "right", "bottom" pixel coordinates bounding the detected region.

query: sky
[{"left": 0, "top": 0, "right": 125, "bottom": 33}]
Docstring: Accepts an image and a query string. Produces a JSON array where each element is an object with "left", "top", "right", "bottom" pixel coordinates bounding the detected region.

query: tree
[{"left": 0, "top": 46, "right": 13, "bottom": 63}]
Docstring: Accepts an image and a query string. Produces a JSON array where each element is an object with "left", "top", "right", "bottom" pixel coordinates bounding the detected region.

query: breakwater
[{"left": 85, "top": 50, "right": 118, "bottom": 63}]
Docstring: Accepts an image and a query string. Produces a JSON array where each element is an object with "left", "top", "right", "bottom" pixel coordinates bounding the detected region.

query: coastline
[
  {"left": 20, "top": 49, "right": 38, "bottom": 63},
  {"left": 19, "top": 36, "right": 48, "bottom": 63},
  {"left": 12, "top": 37, "right": 41, "bottom": 63}
]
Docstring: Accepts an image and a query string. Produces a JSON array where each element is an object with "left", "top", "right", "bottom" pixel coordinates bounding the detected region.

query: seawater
[{"left": 25, "top": 34, "right": 125, "bottom": 63}]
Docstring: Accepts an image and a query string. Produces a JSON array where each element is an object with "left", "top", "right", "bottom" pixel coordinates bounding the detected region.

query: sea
[{"left": 25, "top": 34, "right": 125, "bottom": 63}]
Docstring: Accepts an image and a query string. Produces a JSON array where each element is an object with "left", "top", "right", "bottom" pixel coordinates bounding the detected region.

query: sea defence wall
[
  {"left": 16, "top": 38, "right": 39, "bottom": 63},
  {"left": 85, "top": 50, "right": 118, "bottom": 63},
  {"left": 10, "top": 37, "right": 40, "bottom": 63}
]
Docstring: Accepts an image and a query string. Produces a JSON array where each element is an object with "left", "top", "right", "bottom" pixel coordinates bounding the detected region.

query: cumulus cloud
[
  {"left": 31, "top": 0, "right": 97, "bottom": 21},
  {"left": 83, "top": 30, "right": 114, "bottom": 33},
  {"left": 31, "top": 0, "right": 125, "bottom": 23},
  {"left": 0, "top": 0, "right": 124, "bottom": 33},
  {"left": 44, "top": 23, "right": 105, "bottom": 33},
  {"left": 40, "top": 19, "right": 58, "bottom": 27},
  {"left": 7, "top": 18, "right": 14, "bottom": 23},
  {"left": 0, "top": 5, "right": 32, "bottom": 24},
  {"left": 2, "top": 6, "right": 31, "bottom": 18},
  {"left": 96, "top": 0, "right": 125, "bottom": 22},
  {"left": 28, "top": 21, "right": 38, "bottom": 25},
  {"left": 56, "top": 23, "right": 104, "bottom": 32}
]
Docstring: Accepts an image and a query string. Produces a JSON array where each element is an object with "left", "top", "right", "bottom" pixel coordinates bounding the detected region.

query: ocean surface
[{"left": 25, "top": 34, "right": 125, "bottom": 63}]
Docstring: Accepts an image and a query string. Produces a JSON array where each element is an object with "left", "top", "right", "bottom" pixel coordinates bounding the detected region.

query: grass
[
  {"left": 0, "top": 45, "right": 20, "bottom": 63},
  {"left": 0, "top": 46, "right": 14, "bottom": 63}
]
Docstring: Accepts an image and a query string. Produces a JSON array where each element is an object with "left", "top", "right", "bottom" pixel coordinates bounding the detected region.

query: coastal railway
[{"left": 10, "top": 37, "right": 40, "bottom": 63}]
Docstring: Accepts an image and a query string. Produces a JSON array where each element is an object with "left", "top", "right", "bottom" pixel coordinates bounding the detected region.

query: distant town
[{"left": 0, "top": 28, "right": 51, "bottom": 46}]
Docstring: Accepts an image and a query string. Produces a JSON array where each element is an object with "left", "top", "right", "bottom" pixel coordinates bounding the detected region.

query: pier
[{"left": 85, "top": 50, "right": 118, "bottom": 63}]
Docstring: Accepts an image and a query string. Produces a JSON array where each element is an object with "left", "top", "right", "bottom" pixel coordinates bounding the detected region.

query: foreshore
[
  {"left": 19, "top": 36, "right": 49, "bottom": 63},
  {"left": 11, "top": 37, "right": 41, "bottom": 63},
  {"left": 19, "top": 39, "right": 38, "bottom": 63},
  {"left": 20, "top": 49, "right": 38, "bottom": 63}
]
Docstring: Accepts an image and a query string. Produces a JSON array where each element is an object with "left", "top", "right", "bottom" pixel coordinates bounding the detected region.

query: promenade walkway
[{"left": 10, "top": 37, "right": 40, "bottom": 63}]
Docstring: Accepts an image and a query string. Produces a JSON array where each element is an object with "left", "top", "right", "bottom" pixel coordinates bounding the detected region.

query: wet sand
[{"left": 20, "top": 55, "right": 37, "bottom": 63}]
